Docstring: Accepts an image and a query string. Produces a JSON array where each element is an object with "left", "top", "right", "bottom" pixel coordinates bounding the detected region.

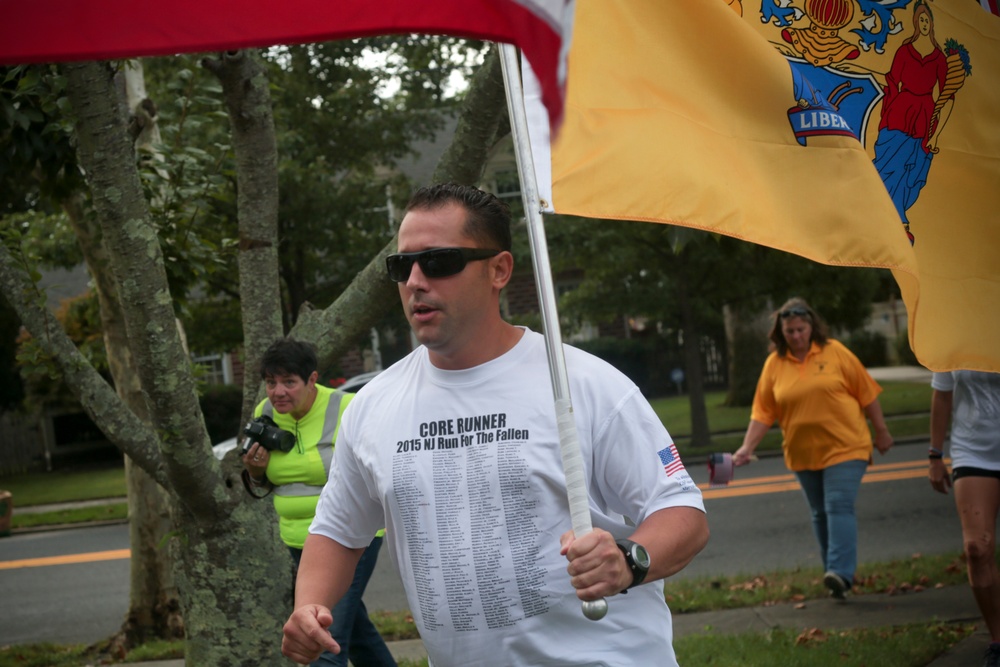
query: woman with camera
[{"left": 243, "top": 338, "right": 396, "bottom": 667}]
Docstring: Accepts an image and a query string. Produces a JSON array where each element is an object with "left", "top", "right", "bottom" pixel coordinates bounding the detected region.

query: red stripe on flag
[
  {"left": 982, "top": 0, "right": 1000, "bottom": 16},
  {"left": 0, "top": 0, "right": 569, "bottom": 129}
]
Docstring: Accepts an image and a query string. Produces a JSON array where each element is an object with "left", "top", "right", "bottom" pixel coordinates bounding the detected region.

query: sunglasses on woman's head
[
  {"left": 780, "top": 307, "right": 811, "bottom": 318},
  {"left": 385, "top": 247, "right": 501, "bottom": 282}
]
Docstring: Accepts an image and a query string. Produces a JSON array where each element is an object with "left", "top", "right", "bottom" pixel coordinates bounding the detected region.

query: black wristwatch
[{"left": 616, "top": 538, "right": 651, "bottom": 591}]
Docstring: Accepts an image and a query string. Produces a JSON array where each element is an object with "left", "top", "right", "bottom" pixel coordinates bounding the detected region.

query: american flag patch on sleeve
[{"left": 657, "top": 443, "right": 686, "bottom": 477}]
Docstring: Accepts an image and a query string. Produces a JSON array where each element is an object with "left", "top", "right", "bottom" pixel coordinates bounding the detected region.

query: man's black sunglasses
[
  {"left": 386, "top": 247, "right": 501, "bottom": 282},
  {"left": 780, "top": 307, "right": 811, "bottom": 318}
]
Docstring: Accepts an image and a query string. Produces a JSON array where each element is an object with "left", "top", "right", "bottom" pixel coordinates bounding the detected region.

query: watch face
[{"left": 632, "top": 544, "right": 651, "bottom": 570}]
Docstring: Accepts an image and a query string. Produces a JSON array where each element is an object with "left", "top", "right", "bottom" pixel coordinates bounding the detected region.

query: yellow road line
[
  {"left": 0, "top": 458, "right": 943, "bottom": 569},
  {"left": 703, "top": 481, "right": 803, "bottom": 498},
  {"left": 701, "top": 459, "right": 943, "bottom": 499},
  {"left": 0, "top": 548, "right": 130, "bottom": 570}
]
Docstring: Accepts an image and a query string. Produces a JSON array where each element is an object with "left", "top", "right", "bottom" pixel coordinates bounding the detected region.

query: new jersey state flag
[
  {"left": 740, "top": 0, "right": 1000, "bottom": 372},
  {"left": 525, "top": 0, "right": 999, "bottom": 373}
]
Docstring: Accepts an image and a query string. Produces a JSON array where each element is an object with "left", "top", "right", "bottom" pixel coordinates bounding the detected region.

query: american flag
[
  {"left": 657, "top": 444, "right": 686, "bottom": 477},
  {"left": 982, "top": 0, "right": 1000, "bottom": 16},
  {"left": 0, "top": 1, "right": 573, "bottom": 133}
]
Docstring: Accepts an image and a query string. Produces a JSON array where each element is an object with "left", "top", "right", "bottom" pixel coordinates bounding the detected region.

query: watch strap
[{"left": 615, "top": 538, "right": 649, "bottom": 590}]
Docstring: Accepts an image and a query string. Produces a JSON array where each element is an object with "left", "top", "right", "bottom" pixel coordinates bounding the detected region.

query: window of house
[
  {"left": 492, "top": 170, "right": 525, "bottom": 219},
  {"left": 193, "top": 353, "right": 233, "bottom": 386}
]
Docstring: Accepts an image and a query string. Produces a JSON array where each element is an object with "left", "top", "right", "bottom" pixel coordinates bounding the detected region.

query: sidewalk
[
  {"left": 13, "top": 497, "right": 126, "bottom": 515},
  {"left": 122, "top": 583, "right": 985, "bottom": 666},
  {"left": 867, "top": 365, "right": 933, "bottom": 383}
]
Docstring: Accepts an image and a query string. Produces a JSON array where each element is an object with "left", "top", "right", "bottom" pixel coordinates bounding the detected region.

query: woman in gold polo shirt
[{"left": 733, "top": 298, "right": 894, "bottom": 600}]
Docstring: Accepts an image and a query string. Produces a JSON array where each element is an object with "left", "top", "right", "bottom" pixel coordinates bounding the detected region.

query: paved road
[
  {"left": 0, "top": 523, "right": 131, "bottom": 646},
  {"left": 0, "top": 437, "right": 961, "bottom": 648},
  {"left": 683, "top": 442, "right": 961, "bottom": 581}
]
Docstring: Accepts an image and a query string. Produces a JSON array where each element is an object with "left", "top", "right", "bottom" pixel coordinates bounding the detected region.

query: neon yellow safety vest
[{"left": 256, "top": 385, "right": 352, "bottom": 549}]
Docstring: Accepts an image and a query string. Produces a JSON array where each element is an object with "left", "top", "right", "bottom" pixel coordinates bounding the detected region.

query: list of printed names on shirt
[{"left": 391, "top": 412, "right": 551, "bottom": 632}]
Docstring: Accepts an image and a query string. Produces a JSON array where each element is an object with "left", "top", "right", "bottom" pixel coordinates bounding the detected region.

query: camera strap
[{"left": 241, "top": 469, "right": 274, "bottom": 499}]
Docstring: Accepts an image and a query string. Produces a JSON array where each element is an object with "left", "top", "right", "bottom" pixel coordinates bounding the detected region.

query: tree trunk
[
  {"left": 123, "top": 459, "right": 182, "bottom": 644},
  {"left": 120, "top": 61, "right": 183, "bottom": 647},
  {"left": 170, "top": 498, "right": 292, "bottom": 666},
  {"left": 278, "top": 226, "right": 309, "bottom": 330},
  {"left": 61, "top": 60, "right": 289, "bottom": 665},
  {"left": 676, "top": 272, "right": 711, "bottom": 448},
  {"left": 203, "top": 50, "right": 285, "bottom": 427},
  {"left": 723, "top": 301, "right": 772, "bottom": 407},
  {"left": 63, "top": 189, "right": 182, "bottom": 648}
]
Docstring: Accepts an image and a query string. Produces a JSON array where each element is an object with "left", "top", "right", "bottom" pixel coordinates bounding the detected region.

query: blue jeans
[
  {"left": 794, "top": 459, "right": 868, "bottom": 583},
  {"left": 290, "top": 537, "right": 397, "bottom": 667}
]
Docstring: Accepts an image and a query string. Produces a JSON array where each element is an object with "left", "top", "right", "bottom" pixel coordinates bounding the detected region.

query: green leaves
[{"left": 0, "top": 64, "right": 81, "bottom": 212}]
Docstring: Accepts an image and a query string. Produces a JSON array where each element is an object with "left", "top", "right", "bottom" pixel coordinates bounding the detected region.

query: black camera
[{"left": 241, "top": 415, "right": 296, "bottom": 454}]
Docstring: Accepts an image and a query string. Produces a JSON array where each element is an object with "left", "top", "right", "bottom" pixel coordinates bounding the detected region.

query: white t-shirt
[
  {"left": 931, "top": 370, "right": 1000, "bottom": 470},
  {"left": 311, "top": 329, "right": 705, "bottom": 667}
]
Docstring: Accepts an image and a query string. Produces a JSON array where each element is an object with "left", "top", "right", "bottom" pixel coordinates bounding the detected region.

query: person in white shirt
[
  {"left": 929, "top": 370, "right": 1000, "bottom": 667},
  {"left": 282, "top": 183, "right": 709, "bottom": 667}
]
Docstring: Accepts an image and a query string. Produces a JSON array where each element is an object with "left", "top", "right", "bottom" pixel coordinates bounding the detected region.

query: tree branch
[
  {"left": 432, "top": 45, "right": 508, "bottom": 185},
  {"left": 204, "top": 49, "right": 284, "bottom": 424},
  {"left": 297, "top": 44, "right": 512, "bottom": 370},
  {"left": 0, "top": 241, "right": 167, "bottom": 485},
  {"left": 289, "top": 242, "right": 399, "bottom": 371}
]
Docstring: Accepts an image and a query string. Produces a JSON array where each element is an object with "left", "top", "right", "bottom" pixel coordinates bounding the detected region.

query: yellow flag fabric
[
  {"left": 527, "top": 0, "right": 1000, "bottom": 372},
  {"left": 739, "top": 0, "right": 1000, "bottom": 371}
]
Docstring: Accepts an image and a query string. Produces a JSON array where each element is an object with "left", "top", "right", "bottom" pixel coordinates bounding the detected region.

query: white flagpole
[{"left": 498, "top": 42, "right": 608, "bottom": 621}]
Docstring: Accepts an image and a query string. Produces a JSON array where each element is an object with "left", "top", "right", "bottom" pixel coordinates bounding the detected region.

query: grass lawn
[
  {"left": 673, "top": 623, "right": 973, "bottom": 667},
  {"left": 652, "top": 381, "right": 932, "bottom": 455},
  {"left": 0, "top": 466, "right": 126, "bottom": 507},
  {"left": 665, "top": 551, "right": 973, "bottom": 613},
  {"left": 650, "top": 380, "right": 931, "bottom": 438},
  {"left": 11, "top": 502, "right": 129, "bottom": 529}
]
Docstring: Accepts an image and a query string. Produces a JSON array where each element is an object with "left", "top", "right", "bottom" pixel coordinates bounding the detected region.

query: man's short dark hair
[
  {"left": 405, "top": 183, "right": 512, "bottom": 252},
  {"left": 259, "top": 339, "right": 318, "bottom": 381}
]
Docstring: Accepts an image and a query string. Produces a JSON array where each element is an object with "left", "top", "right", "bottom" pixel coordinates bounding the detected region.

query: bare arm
[
  {"left": 631, "top": 506, "right": 709, "bottom": 580},
  {"left": 863, "top": 398, "right": 894, "bottom": 455},
  {"left": 282, "top": 534, "right": 364, "bottom": 664},
  {"left": 733, "top": 419, "right": 771, "bottom": 466},
  {"left": 561, "top": 506, "right": 709, "bottom": 601},
  {"left": 929, "top": 389, "right": 953, "bottom": 494}
]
